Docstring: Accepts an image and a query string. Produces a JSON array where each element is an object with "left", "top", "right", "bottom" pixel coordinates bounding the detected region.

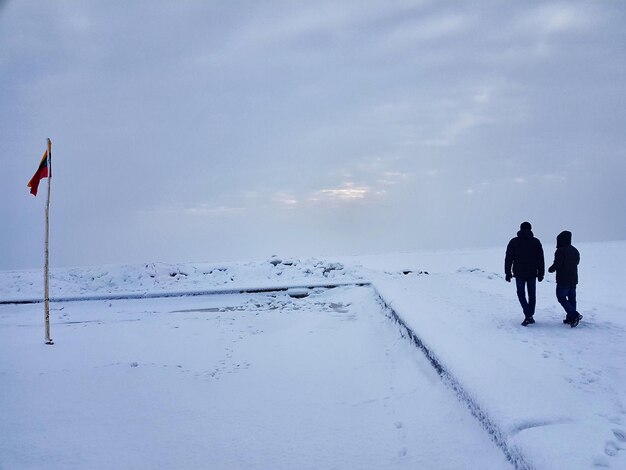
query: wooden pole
[{"left": 44, "top": 138, "right": 53, "bottom": 345}]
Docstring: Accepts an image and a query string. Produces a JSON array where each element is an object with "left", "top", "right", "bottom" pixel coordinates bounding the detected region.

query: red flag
[{"left": 27, "top": 150, "right": 50, "bottom": 196}]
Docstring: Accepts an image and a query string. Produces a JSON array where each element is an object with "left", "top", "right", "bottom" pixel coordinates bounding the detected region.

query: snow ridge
[
  {"left": 0, "top": 281, "right": 369, "bottom": 305},
  {"left": 373, "top": 287, "right": 533, "bottom": 470}
]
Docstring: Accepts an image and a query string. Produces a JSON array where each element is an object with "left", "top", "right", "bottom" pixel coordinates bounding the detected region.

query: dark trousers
[
  {"left": 515, "top": 277, "right": 536, "bottom": 318},
  {"left": 556, "top": 285, "right": 578, "bottom": 321}
]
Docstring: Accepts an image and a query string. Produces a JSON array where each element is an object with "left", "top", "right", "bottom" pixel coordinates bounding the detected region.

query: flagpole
[{"left": 44, "top": 138, "right": 53, "bottom": 345}]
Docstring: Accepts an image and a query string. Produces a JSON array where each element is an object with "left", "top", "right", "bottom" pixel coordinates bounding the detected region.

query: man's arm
[
  {"left": 537, "top": 241, "right": 545, "bottom": 280},
  {"left": 549, "top": 248, "right": 564, "bottom": 273},
  {"left": 504, "top": 239, "right": 515, "bottom": 281}
]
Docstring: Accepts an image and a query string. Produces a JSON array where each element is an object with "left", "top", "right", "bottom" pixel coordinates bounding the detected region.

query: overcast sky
[{"left": 1, "top": 0, "right": 625, "bottom": 270}]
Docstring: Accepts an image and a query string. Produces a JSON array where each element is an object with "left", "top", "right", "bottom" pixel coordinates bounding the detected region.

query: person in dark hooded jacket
[
  {"left": 505, "top": 221, "right": 545, "bottom": 326},
  {"left": 548, "top": 230, "right": 582, "bottom": 327}
]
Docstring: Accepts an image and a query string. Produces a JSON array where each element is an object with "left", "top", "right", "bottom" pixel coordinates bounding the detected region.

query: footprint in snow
[
  {"left": 613, "top": 429, "right": 626, "bottom": 442},
  {"left": 592, "top": 455, "right": 610, "bottom": 467},
  {"left": 604, "top": 440, "right": 620, "bottom": 457}
]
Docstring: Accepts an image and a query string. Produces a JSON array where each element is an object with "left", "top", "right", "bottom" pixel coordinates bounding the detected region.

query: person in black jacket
[
  {"left": 505, "top": 221, "right": 545, "bottom": 326},
  {"left": 548, "top": 230, "right": 582, "bottom": 327}
]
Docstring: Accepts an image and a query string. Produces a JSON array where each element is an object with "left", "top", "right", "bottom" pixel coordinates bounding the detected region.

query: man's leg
[
  {"left": 566, "top": 286, "right": 580, "bottom": 324},
  {"left": 516, "top": 277, "right": 530, "bottom": 317},
  {"left": 556, "top": 285, "right": 577, "bottom": 321},
  {"left": 568, "top": 286, "right": 577, "bottom": 312},
  {"left": 527, "top": 278, "right": 537, "bottom": 317}
]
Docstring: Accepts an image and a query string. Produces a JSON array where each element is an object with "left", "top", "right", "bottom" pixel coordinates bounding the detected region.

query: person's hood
[
  {"left": 517, "top": 229, "right": 534, "bottom": 239},
  {"left": 556, "top": 230, "right": 572, "bottom": 248}
]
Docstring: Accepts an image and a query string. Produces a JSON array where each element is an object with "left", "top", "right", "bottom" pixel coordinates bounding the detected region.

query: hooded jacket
[
  {"left": 548, "top": 231, "right": 580, "bottom": 286},
  {"left": 505, "top": 229, "right": 545, "bottom": 279}
]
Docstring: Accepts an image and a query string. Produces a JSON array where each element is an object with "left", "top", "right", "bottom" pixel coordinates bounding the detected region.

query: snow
[
  {"left": 1, "top": 241, "right": 625, "bottom": 468},
  {"left": 0, "top": 257, "right": 360, "bottom": 302}
]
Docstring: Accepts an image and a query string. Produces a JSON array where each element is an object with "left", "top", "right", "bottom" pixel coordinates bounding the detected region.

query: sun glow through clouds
[{"left": 311, "top": 184, "right": 371, "bottom": 202}]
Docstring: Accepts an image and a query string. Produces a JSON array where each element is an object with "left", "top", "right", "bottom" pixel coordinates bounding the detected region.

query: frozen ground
[
  {"left": 1, "top": 240, "right": 625, "bottom": 468},
  {"left": 0, "top": 286, "right": 508, "bottom": 469}
]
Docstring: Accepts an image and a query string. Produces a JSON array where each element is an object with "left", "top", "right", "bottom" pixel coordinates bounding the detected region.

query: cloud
[
  {"left": 517, "top": 3, "right": 599, "bottom": 35},
  {"left": 183, "top": 204, "right": 246, "bottom": 216},
  {"left": 381, "top": 12, "right": 471, "bottom": 49},
  {"left": 542, "top": 173, "right": 567, "bottom": 183},
  {"left": 143, "top": 203, "right": 246, "bottom": 217},
  {"left": 415, "top": 87, "right": 503, "bottom": 147},
  {"left": 310, "top": 183, "right": 373, "bottom": 203},
  {"left": 273, "top": 192, "right": 299, "bottom": 208},
  {"left": 377, "top": 171, "right": 410, "bottom": 186}
]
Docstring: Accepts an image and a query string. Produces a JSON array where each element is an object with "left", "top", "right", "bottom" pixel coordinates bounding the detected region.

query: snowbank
[{"left": 0, "top": 257, "right": 362, "bottom": 303}]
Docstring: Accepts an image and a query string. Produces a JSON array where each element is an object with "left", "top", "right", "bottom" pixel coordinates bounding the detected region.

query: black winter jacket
[
  {"left": 548, "top": 231, "right": 580, "bottom": 286},
  {"left": 505, "top": 229, "right": 545, "bottom": 279}
]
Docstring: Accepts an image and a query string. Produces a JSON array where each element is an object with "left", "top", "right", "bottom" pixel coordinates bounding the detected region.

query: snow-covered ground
[
  {"left": 0, "top": 286, "right": 508, "bottom": 469},
  {"left": 1, "top": 241, "right": 625, "bottom": 469}
]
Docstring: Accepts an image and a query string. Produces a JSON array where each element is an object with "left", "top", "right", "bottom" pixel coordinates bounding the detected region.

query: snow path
[
  {"left": 363, "top": 247, "right": 626, "bottom": 470},
  {"left": 0, "top": 286, "right": 510, "bottom": 470}
]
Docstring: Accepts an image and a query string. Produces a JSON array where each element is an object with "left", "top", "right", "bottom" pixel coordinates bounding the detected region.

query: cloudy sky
[{"left": 1, "top": 0, "right": 625, "bottom": 270}]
